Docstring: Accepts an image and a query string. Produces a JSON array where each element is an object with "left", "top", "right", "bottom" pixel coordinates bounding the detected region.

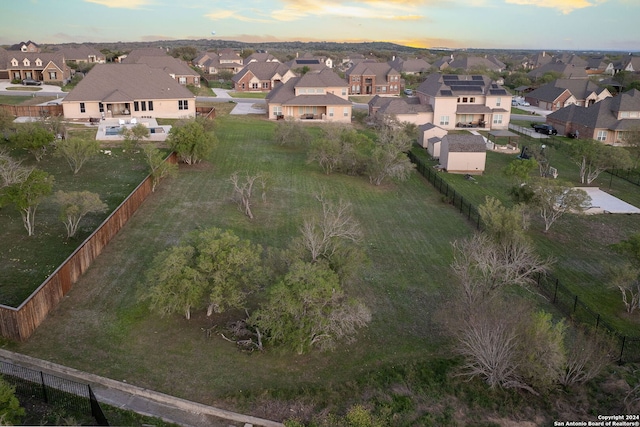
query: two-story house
[
  {"left": 193, "top": 49, "right": 244, "bottom": 74},
  {"left": 345, "top": 62, "right": 401, "bottom": 96},
  {"left": 232, "top": 62, "right": 296, "bottom": 92},
  {"left": 415, "top": 74, "right": 511, "bottom": 130},
  {"left": 0, "top": 47, "right": 70, "bottom": 84},
  {"left": 265, "top": 69, "right": 351, "bottom": 123},
  {"left": 547, "top": 89, "right": 640, "bottom": 143},
  {"left": 525, "top": 79, "right": 611, "bottom": 111},
  {"left": 57, "top": 44, "right": 106, "bottom": 64}
]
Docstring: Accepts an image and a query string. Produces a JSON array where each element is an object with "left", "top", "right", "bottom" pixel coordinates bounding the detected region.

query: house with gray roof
[
  {"left": 57, "top": 44, "right": 106, "bottom": 64},
  {"left": 447, "top": 55, "right": 505, "bottom": 73},
  {"left": 244, "top": 52, "right": 279, "bottom": 64},
  {"left": 439, "top": 134, "right": 487, "bottom": 174},
  {"left": 415, "top": 74, "right": 511, "bottom": 130},
  {"left": 61, "top": 63, "right": 195, "bottom": 120},
  {"left": 345, "top": 61, "right": 401, "bottom": 96},
  {"left": 388, "top": 57, "right": 431, "bottom": 75},
  {"left": 193, "top": 50, "right": 243, "bottom": 74},
  {"left": 546, "top": 89, "right": 640, "bottom": 143},
  {"left": 525, "top": 79, "right": 611, "bottom": 111},
  {"left": 368, "top": 95, "right": 432, "bottom": 125},
  {"left": 127, "top": 55, "right": 200, "bottom": 87},
  {"left": 527, "top": 62, "right": 588, "bottom": 80},
  {"left": 265, "top": 69, "right": 351, "bottom": 122},
  {"left": 232, "top": 62, "right": 296, "bottom": 92}
]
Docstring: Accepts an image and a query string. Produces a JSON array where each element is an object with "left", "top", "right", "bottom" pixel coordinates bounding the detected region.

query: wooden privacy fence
[
  {"left": 0, "top": 103, "right": 63, "bottom": 118},
  {"left": 0, "top": 153, "right": 178, "bottom": 341}
]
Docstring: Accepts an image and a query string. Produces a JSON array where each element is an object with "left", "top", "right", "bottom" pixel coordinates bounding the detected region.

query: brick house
[
  {"left": 232, "top": 62, "right": 296, "bottom": 92},
  {"left": 345, "top": 61, "right": 401, "bottom": 96}
]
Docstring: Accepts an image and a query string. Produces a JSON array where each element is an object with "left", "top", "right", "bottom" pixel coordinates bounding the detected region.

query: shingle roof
[
  {"left": 448, "top": 56, "right": 504, "bottom": 71},
  {"left": 266, "top": 70, "right": 350, "bottom": 106},
  {"left": 62, "top": 63, "right": 194, "bottom": 102},
  {"left": 527, "top": 85, "right": 569, "bottom": 103},
  {"left": 346, "top": 62, "right": 399, "bottom": 81},
  {"left": 3, "top": 51, "right": 66, "bottom": 71},
  {"left": 56, "top": 45, "right": 105, "bottom": 61},
  {"left": 444, "top": 134, "right": 486, "bottom": 152},
  {"left": 527, "top": 63, "right": 588, "bottom": 79},
  {"left": 297, "top": 68, "right": 347, "bottom": 88},
  {"left": 548, "top": 89, "right": 640, "bottom": 131},
  {"left": 121, "top": 48, "right": 170, "bottom": 63},
  {"left": 388, "top": 57, "right": 431, "bottom": 73},
  {"left": 417, "top": 74, "right": 502, "bottom": 97},
  {"left": 369, "top": 95, "right": 432, "bottom": 115},
  {"left": 127, "top": 55, "right": 198, "bottom": 77},
  {"left": 232, "top": 62, "right": 291, "bottom": 83}
]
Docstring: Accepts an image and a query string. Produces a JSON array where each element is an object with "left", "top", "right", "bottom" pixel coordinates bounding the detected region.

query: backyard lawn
[{"left": 3, "top": 113, "right": 638, "bottom": 423}]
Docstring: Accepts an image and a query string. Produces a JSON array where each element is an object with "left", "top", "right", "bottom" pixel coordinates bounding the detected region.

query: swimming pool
[{"left": 105, "top": 126, "right": 122, "bottom": 136}]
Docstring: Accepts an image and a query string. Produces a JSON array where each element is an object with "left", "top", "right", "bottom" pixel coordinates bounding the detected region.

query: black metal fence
[
  {"left": 408, "top": 149, "right": 640, "bottom": 363},
  {"left": 608, "top": 168, "right": 640, "bottom": 187},
  {"left": 0, "top": 361, "right": 108, "bottom": 425}
]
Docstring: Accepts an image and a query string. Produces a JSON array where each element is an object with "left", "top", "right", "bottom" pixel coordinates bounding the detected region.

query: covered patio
[{"left": 95, "top": 118, "right": 171, "bottom": 142}]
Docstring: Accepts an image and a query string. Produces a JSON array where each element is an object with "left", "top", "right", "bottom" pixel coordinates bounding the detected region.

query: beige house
[
  {"left": 265, "top": 69, "right": 351, "bottom": 123},
  {"left": 417, "top": 123, "right": 447, "bottom": 158},
  {"left": 368, "top": 95, "right": 433, "bottom": 126},
  {"left": 416, "top": 74, "right": 511, "bottom": 131},
  {"left": 232, "top": 62, "right": 296, "bottom": 92},
  {"left": 439, "top": 134, "right": 487, "bottom": 174},
  {"left": 62, "top": 63, "right": 195, "bottom": 121}
]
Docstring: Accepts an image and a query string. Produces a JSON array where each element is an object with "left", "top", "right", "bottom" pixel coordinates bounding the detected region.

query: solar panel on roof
[
  {"left": 490, "top": 89, "right": 508, "bottom": 95},
  {"left": 472, "top": 75, "right": 484, "bottom": 81},
  {"left": 446, "top": 81, "right": 484, "bottom": 87},
  {"left": 442, "top": 75, "right": 459, "bottom": 80},
  {"left": 297, "top": 59, "right": 320, "bottom": 64},
  {"left": 491, "top": 84, "right": 499, "bottom": 88},
  {"left": 440, "top": 90, "right": 453, "bottom": 96}
]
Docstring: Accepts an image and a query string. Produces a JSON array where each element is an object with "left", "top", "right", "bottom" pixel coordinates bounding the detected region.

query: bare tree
[
  {"left": 0, "top": 149, "right": 33, "bottom": 188},
  {"left": 229, "top": 172, "right": 262, "bottom": 219},
  {"left": 559, "top": 328, "right": 612, "bottom": 387},
  {"left": 299, "top": 194, "right": 363, "bottom": 262},
  {"left": 451, "top": 233, "right": 550, "bottom": 308}
]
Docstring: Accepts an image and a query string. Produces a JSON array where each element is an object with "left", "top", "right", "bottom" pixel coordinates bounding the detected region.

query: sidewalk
[{"left": 0, "top": 349, "right": 283, "bottom": 427}]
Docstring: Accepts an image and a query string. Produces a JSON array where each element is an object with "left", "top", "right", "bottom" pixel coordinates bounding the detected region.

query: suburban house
[
  {"left": 525, "top": 79, "right": 612, "bottom": 111},
  {"left": 439, "top": 134, "right": 487, "bottom": 174},
  {"left": 8, "top": 41, "right": 40, "bottom": 53},
  {"left": 417, "top": 123, "right": 447, "bottom": 158},
  {"left": 546, "top": 89, "right": 640, "bottom": 144},
  {"left": 527, "top": 63, "right": 588, "bottom": 80},
  {"left": 388, "top": 57, "right": 431, "bottom": 75},
  {"left": 285, "top": 56, "right": 329, "bottom": 73},
  {"left": 244, "top": 52, "right": 279, "bottom": 64},
  {"left": 368, "top": 95, "right": 433, "bottom": 125},
  {"left": 585, "top": 57, "right": 614, "bottom": 76},
  {"left": 124, "top": 53, "right": 200, "bottom": 87},
  {"left": 57, "top": 44, "right": 106, "bottom": 64},
  {"left": 415, "top": 74, "right": 511, "bottom": 131},
  {"left": 193, "top": 49, "right": 243, "bottom": 74},
  {"left": 345, "top": 61, "right": 401, "bottom": 96},
  {"left": 232, "top": 62, "right": 296, "bottom": 92},
  {"left": 265, "top": 68, "right": 351, "bottom": 123},
  {"left": 61, "top": 63, "right": 195, "bottom": 120},
  {"left": 521, "top": 51, "right": 554, "bottom": 70},
  {"left": 0, "top": 48, "right": 70, "bottom": 83},
  {"left": 620, "top": 55, "right": 640, "bottom": 73}
]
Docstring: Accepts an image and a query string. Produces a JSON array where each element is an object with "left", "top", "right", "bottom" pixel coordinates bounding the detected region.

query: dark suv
[
  {"left": 531, "top": 123, "right": 557, "bottom": 135},
  {"left": 22, "top": 78, "right": 42, "bottom": 86}
]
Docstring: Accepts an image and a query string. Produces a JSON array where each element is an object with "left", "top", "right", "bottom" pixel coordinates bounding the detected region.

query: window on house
[
  {"left": 99, "top": 103, "right": 104, "bottom": 113},
  {"left": 493, "top": 114, "right": 503, "bottom": 124},
  {"left": 342, "top": 88, "right": 347, "bottom": 96},
  {"left": 23, "top": 59, "right": 30, "bottom": 66},
  {"left": 179, "top": 77, "right": 187, "bottom": 84},
  {"left": 148, "top": 101, "right": 154, "bottom": 111},
  {"left": 597, "top": 130, "right": 607, "bottom": 141},
  {"left": 273, "top": 106, "right": 282, "bottom": 117},
  {"left": 179, "top": 100, "right": 189, "bottom": 110},
  {"left": 329, "top": 107, "right": 334, "bottom": 117},
  {"left": 470, "top": 97, "right": 475, "bottom": 103},
  {"left": 141, "top": 101, "right": 147, "bottom": 111},
  {"left": 80, "top": 103, "right": 85, "bottom": 113},
  {"left": 251, "top": 82, "right": 259, "bottom": 89},
  {"left": 49, "top": 71, "right": 57, "bottom": 80},
  {"left": 343, "top": 108, "right": 349, "bottom": 117},
  {"left": 496, "top": 97, "right": 501, "bottom": 106},
  {"left": 462, "top": 97, "right": 468, "bottom": 103},
  {"left": 36, "top": 59, "right": 42, "bottom": 66},
  {"left": 11, "top": 59, "right": 17, "bottom": 67},
  {"left": 440, "top": 116, "right": 449, "bottom": 126},
  {"left": 134, "top": 101, "right": 139, "bottom": 112},
  {"left": 621, "top": 111, "right": 630, "bottom": 118},
  {"left": 262, "top": 82, "right": 269, "bottom": 89}
]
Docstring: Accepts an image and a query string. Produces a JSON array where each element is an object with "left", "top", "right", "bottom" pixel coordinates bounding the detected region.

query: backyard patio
[{"left": 95, "top": 118, "right": 171, "bottom": 142}]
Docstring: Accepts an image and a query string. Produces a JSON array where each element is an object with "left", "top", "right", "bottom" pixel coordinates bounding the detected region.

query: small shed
[
  {"left": 418, "top": 123, "right": 447, "bottom": 159},
  {"left": 440, "top": 134, "right": 487, "bottom": 175}
]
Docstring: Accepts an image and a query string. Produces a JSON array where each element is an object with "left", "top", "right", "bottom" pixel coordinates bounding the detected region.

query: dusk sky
[{"left": 2, "top": 0, "right": 638, "bottom": 51}]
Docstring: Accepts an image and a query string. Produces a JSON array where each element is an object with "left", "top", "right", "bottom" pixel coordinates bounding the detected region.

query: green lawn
[
  {"left": 11, "top": 114, "right": 474, "bottom": 416},
  {"left": 228, "top": 91, "right": 268, "bottom": 99},
  {"left": 0, "top": 143, "right": 151, "bottom": 306}
]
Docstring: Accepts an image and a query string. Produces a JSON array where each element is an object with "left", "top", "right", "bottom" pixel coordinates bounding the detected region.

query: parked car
[
  {"left": 531, "top": 123, "right": 558, "bottom": 135},
  {"left": 404, "top": 89, "right": 413, "bottom": 96},
  {"left": 22, "top": 78, "right": 42, "bottom": 86}
]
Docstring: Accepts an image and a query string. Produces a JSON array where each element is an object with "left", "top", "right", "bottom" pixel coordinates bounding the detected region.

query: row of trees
[
  {"left": 141, "top": 195, "right": 371, "bottom": 354},
  {"left": 446, "top": 198, "right": 612, "bottom": 394}
]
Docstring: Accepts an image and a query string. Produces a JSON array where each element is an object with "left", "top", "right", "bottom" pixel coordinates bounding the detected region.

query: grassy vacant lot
[
  {"left": 0, "top": 139, "right": 151, "bottom": 306},
  {"left": 10, "top": 114, "right": 479, "bottom": 419},
  {"left": 5, "top": 114, "right": 636, "bottom": 423}
]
